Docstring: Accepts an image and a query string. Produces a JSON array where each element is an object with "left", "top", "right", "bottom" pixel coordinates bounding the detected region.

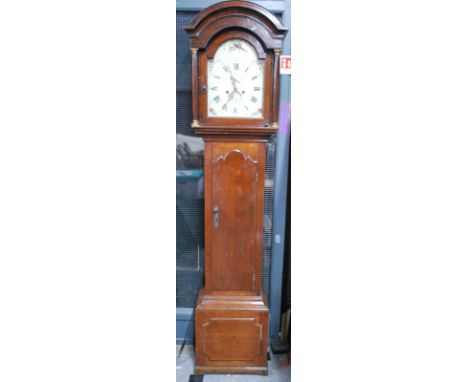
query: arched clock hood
[{"left": 184, "top": 1, "right": 287, "bottom": 50}]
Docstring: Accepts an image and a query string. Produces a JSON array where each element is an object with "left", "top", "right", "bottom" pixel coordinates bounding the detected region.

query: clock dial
[{"left": 207, "top": 39, "right": 264, "bottom": 119}]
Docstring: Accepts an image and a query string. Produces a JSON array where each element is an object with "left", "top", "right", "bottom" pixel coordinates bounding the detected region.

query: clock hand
[
  {"left": 226, "top": 90, "right": 235, "bottom": 103},
  {"left": 229, "top": 74, "right": 238, "bottom": 91},
  {"left": 231, "top": 75, "right": 240, "bottom": 84},
  {"left": 229, "top": 74, "right": 242, "bottom": 96},
  {"left": 226, "top": 86, "right": 242, "bottom": 105}
]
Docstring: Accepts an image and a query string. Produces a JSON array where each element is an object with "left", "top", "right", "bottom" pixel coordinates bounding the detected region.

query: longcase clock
[{"left": 185, "top": 1, "right": 287, "bottom": 376}]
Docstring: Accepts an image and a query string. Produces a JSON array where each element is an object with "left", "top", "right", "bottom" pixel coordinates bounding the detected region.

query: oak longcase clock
[{"left": 185, "top": 1, "right": 287, "bottom": 376}]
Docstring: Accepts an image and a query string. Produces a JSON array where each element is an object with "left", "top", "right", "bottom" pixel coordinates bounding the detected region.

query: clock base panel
[{"left": 194, "top": 288, "right": 269, "bottom": 375}]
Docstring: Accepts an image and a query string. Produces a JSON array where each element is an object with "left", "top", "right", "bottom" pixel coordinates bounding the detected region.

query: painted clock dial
[{"left": 207, "top": 39, "right": 265, "bottom": 119}]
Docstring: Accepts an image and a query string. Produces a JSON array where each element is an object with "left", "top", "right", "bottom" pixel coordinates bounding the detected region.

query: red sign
[{"left": 280, "top": 55, "right": 291, "bottom": 74}]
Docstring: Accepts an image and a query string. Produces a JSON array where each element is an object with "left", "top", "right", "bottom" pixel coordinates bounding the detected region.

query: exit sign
[{"left": 280, "top": 55, "right": 291, "bottom": 75}]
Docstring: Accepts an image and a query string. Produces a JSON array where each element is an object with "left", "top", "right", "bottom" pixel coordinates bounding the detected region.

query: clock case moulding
[{"left": 184, "top": 1, "right": 287, "bottom": 376}]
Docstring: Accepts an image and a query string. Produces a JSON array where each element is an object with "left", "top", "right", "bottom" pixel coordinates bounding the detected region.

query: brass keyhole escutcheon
[{"left": 213, "top": 206, "right": 219, "bottom": 228}]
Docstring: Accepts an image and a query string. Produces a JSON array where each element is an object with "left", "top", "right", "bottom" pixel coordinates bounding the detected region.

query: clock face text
[{"left": 207, "top": 39, "right": 265, "bottom": 119}]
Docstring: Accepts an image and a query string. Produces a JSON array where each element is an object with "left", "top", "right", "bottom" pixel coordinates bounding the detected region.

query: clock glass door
[{"left": 207, "top": 39, "right": 265, "bottom": 119}]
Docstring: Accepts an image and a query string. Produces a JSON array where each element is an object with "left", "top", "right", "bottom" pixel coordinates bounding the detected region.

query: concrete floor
[{"left": 176, "top": 345, "right": 291, "bottom": 382}]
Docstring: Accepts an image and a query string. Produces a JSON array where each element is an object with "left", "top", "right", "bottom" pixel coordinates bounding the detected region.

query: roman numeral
[
  {"left": 233, "top": 63, "right": 239, "bottom": 70},
  {"left": 244, "top": 105, "right": 249, "bottom": 111},
  {"left": 251, "top": 75, "right": 258, "bottom": 80},
  {"left": 222, "top": 65, "right": 229, "bottom": 72},
  {"left": 214, "top": 96, "right": 220, "bottom": 103},
  {"left": 222, "top": 103, "right": 228, "bottom": 111},
  {"left": 211, "top": 86, "right": 218, "bottom": 91},
  {"left": 245, "top": 65, "right": 250, "bottom": 73},
  {"left": 254, "top": 86, "right": 260, "bottom": 91},
  {"left": 250, "top": 96, "right": 258, "bottom": 103},
  {"left": 214, "top": 75, "right": 220, "bottom": 79}
]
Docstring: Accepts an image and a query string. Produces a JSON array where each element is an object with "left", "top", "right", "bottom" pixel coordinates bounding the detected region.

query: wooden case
[{"left": 185, "top": 1, "right": 287, "bottom": 375}]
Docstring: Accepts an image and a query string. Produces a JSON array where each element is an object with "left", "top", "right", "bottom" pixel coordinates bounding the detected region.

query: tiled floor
[{"left": 176, "top": 345, "right": 291, "bottom": 382}]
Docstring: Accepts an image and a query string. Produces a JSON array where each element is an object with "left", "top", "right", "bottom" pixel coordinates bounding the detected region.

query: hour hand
[
  {"left": 230, "top": 74, "right": 240, "bottom": 84},
  {"left": 229, "top": 74, "right": 240, "bottom": 93}
]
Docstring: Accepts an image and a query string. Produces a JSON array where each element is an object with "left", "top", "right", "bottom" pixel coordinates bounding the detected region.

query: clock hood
[{"left": 184, "top": 0, "right": 287, "bottom": 50}]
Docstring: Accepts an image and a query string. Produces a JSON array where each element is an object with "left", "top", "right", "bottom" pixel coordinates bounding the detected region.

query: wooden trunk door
[{"left": 205, "top": 141, "right": 265, "bottom": 294}]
